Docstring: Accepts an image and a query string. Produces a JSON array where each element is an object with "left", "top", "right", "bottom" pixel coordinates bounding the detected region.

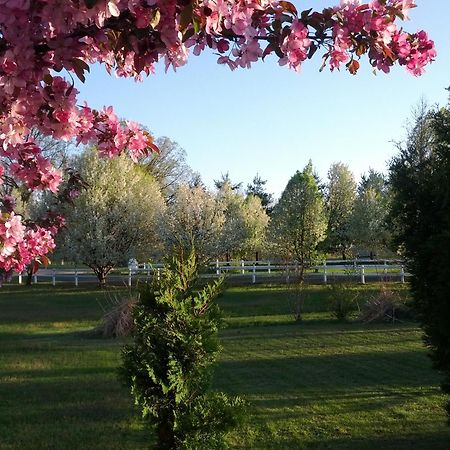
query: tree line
[{"left": 22, "top": 138, "right": 393, "bottom": 286}]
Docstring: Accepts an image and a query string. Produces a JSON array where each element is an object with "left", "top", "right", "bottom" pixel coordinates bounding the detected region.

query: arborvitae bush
[{"left": 120, "top": 251, "right": 246, "bottom": 449}]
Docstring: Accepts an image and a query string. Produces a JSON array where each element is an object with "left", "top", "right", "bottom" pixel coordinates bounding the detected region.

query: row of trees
[
  {"left": 27, "top": 140, "right": 393, "bottom": 285},
  {"left": 30, "top": 144, "right": 270, "bottom": 284},
  {"left": 270, "top": 162, "right": 391, "bottom": 279}
]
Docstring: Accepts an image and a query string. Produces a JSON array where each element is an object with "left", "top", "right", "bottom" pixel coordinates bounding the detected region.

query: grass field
[{"left": 0, "top": 283, "right": 449, "bottom": 449}]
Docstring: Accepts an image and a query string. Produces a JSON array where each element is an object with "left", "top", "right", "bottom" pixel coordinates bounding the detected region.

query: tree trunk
[
  {"left": 26, "top": 266, "right": 33, "bottom": 286},
  {"left": 97, "top": 271, "right": 107, "bottom": 287},
  {"left": 255, "top": 250, "right": 259, "bottom": 263},
  {"left": 92, "top": 267, "right": 110, "bottom": 287},
  {"left": 298, "top": 262, "right": 305, "bottom": 283},
  {"left": 156, "top": 418, "right": 176, "bottom": 450}
]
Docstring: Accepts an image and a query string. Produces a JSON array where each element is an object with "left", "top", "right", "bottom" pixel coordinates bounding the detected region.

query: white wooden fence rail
[{"left": 13, "top": 260, "right": 408, "bottom": 286}]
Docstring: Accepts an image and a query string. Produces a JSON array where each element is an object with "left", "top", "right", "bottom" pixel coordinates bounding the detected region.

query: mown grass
[{"left": 0, "top": 283, "right": 449, "bottom": 449}]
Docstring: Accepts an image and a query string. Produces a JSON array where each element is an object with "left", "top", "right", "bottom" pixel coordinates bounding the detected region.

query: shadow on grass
[
  {"left": 215, "top": 350, "right": 439, "bottom": 396},
  {"left": 221, "top": 322, "right": 421, "bottom": 341},
  {"left": 0, "top": 368, "right": 152, "bottom": 449},
  {"left": 263, "top": 434, "right": 450, "bottom": 450}
]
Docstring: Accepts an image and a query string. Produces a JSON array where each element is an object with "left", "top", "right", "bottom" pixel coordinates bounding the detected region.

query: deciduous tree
[
  {"left": 60, "top": 150, "right": 165, "bottom": 285},
  {"left": 348, "top": 170, "right": 390, "bottom": 258},
  {"left": 141, "top": 136, "right": 193, "bottom": 201},
  {"left": 269, "top": 162, "right": 327, "bottom": 279},
  {"left": 324, "top": 162, "right": 356, "bottom": 259},
  {"left": 159, "top": 184, "right": 224, "bottom": 265}
]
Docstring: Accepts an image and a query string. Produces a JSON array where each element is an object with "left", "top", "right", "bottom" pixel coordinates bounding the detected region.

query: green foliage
[
  {"left": 1, "top": 284, "right": 450, "bottom": 448},
  {"left": 348, "top": 169, "right": 390, "bottom": 257},
  {"left": 389, "top": 103, "right": 450, "bottom": 421},
  {"left": 328, "top": 283, "right": 360, "bottom": 321},
  {"left": 120, "top": 251, "right": 246, "bottom": 449}
]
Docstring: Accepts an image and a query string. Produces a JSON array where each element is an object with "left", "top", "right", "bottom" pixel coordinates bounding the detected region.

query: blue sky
[{"left": 76, "top": 1, "right": 450, "bottom": 198}]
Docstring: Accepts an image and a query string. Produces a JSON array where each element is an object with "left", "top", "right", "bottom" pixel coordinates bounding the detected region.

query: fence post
[
  {"left": 128, "top": 268, "right": 132, "bottom": 287},
  {"left": 52, "top": 269, "right": 56, "bottom": 286},
  {"left": 241, "top": 260, "right": 245, "bottom": 275},
  {"left": 147, "top": 263, "right": 150, "bottom": 277},
  {"left": 323, "top": 261, "right": 327, "bottom": 284},
  {"left": 75, "top": 269, "right": 78, "bottom": 287},
  {"left": 252, "top": 264, "right": 256, "bottom": 284},
  {"left": 33, "top": 273, "right": 37, "bottom": 284},
  {"left": 400, "top": 265, "right": 405, "bottom": 284},
  {"left": 216, "top": 259, "right": 220, "bottom": 276},
  {"left": 384, "top": 260, "right": 387, "bottom": 275},
  {"left": 268, "top": 260, "right": 271, "bottom": 274},
  {"left": 18, "top": 272, "right": 22, "bottom": 285},
  {"left": 360, "top": 265, "right": 365, "bottom": 284}
]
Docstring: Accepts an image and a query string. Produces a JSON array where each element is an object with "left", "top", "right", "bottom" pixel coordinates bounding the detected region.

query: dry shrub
[
  {"left": 359, "top": 285, "right": 410, "bottom": 323},
  {"left": 93, "top": 292, "right": 138, "bottom": 338}
]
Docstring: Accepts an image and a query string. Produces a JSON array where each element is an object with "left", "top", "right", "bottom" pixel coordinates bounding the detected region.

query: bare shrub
[
  {"left": 93, "top": 292, "right": 138, "bottom": 338},
  {"left": 286, "top": 267, "right": 306, "bottom": 322},
  {"left": 359, "top": 285, "right": 410, "bottom": 323}
]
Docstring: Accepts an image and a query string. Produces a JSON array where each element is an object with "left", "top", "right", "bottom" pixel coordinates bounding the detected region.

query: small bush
[
  {"left": 328, "top": 283, "right": 360, "bottom": 321},
  {"left": 359, "top": 286, "right": 411, "bottom": 323}
]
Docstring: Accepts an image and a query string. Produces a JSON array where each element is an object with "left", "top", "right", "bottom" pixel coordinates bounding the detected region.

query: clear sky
[{"left": 75, "top": 1, "right": 450, "bottom": 198}]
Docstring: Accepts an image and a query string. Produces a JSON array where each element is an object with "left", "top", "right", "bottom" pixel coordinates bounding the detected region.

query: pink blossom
[{"left": 279, "top": 19, "right": 311, "bottom": 72}]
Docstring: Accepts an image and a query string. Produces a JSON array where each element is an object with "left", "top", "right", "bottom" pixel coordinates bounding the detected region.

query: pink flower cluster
[
  {"left": 279, "top": 19, "right": 311, "bottom": 72},
  {"left": 91, "top": 108, "right": 158, "bottom": 162},
  {"left": 5, "top": 143, "right": 62, "bottom": 193},
  {"left": 0, "top": 0, "right": 435, "bottom": 273},
  {"left": 326, "top": 0, "right": 436, "bottom": 75},
  {"left": 0, "top": 212, "right": 55, "bottom": 274}
]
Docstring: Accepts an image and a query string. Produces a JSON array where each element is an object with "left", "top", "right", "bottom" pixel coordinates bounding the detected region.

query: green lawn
[{"left": 0, "top": 283, "right": 449, "bottom": 449}]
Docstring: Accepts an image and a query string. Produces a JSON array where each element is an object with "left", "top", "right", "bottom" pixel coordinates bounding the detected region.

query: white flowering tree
[
  {"left": 348, "top": 172, "right": 390, "bottom": 258},
  {"left": 61, "top": 150, "right": 165, "bottom": 285},
  {"left": 159, "top": 184, "right": 224, "bottom": 265},
  {"left": 324, "top": 162, "right": 357, "bottom": 259},
  {"left": 240, "top": 194, "right": 269, "bottom": 261}
]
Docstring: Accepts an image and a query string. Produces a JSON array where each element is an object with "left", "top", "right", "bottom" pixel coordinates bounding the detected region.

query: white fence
[
  {"left": 209, "top": 259, "right": 407, "bottom": 285},
  {"left": 13, "top": 259, "right": 408, "bottom": 286}
]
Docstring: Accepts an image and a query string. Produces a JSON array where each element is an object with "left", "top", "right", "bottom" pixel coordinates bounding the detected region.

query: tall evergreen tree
[
  {"left": 213, "top": 172, "right": 242, "bottom": 191},
  {"left": 246, "top": 174, "right": 273, "bottom": 214},
  {"left": 389, "top": 103, "right": 450, "bottom": 421}
]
